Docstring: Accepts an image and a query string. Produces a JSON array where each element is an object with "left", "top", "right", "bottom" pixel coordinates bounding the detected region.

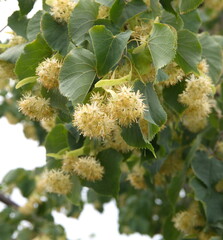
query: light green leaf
[
  {"left": 179, "top": 0, "right": 204, "bottom": 14},
  {"left": 68, "top": 0, "right": 99, "bottom": 45},
  {"left": 180, "top": 10, "right": 201, "bottom": 33},
  {"left": 89, "top": 25, "right": 131, "bottom": 76},
  {"left": 15, "top": 76, "right": 38, "bottom": 89},
  {"left": 95, "top": 70, "right": 131, "bottom": 88},
  {"left": 45, "top": 124, "right": 69, "bottom": 153},
  {"left": 15, "top": 34, "right": 52, "bottom": 80},
  {"left": 161, "top": 11, "right": 184, "bottom": 31},
  {"left": 27, "top": 10, "right": 43, "bottom": 41},
  {"left": 148, "top": 23, "right": 177, "bottom": 70},
  {"left": 82, "top": 149, "right": 123, "bottom": 197},
  {"left": 175, "top": 29, "right": 201, "bottom": 74},
  {"left": 59, "top": 48, "right": 96, "bottom": 104},
  {"left": 199, "top": 33, "right": 223, "bottom": 84},
  {"left": 41, "top": 13, "right": 69, "bottom": 55},
  {"left": 46, "top": 153, "right": 63, "bottom": 159}
]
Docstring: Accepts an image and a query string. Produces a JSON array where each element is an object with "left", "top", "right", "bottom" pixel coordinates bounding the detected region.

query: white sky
[{"left": 0, "top": 1, "right": 162, "bottom": 240}]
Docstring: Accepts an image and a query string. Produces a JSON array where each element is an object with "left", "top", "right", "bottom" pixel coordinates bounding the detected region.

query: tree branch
[{"left": 0, "top": 192, "right": 19, "bottom": 208}]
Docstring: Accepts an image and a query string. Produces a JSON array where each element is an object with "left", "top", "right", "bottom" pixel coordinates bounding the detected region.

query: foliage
[{"left": 1, "top": 0, "right": 223, "bottom": 239}]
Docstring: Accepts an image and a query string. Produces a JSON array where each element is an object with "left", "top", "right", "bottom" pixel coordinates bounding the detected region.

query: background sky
[{"left": 0, "top": 1, "right": 162, "bottom": 239}]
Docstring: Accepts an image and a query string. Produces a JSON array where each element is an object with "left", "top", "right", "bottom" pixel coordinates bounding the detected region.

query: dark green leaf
[
  {"left": 2, "top": 168, "right": 26, "bottom": 185},
  {"left": 89, "top": 25, "right": 131, "bottom": 76},
  {"left": 15, "top": 34, "right": 52, "bottom": 80},
  {"left": 175, "top": 29, "right": 201, "bottom": 74},
  {"left": 27, "top": 10, "right": 43, "bottom": 41},
  {"left": 159, "top": 0, "right": 176, "bottom": 15},
  {"left": 110, "top": 0, "right": 147, "bottom": 27},
  {"left": 95, "top": 0, "right": 115, "bottom": 7},
  {"left": 67, "top": 175, "right": 82, "bottom": 206},
  {"left": 8, "top": 11, "right": 29, "bottom": 38},
  {"left": 18, "top": 0, "right": 36, "bottom": 15},
  {"left": 0, "top": 43, "right": 26, "bottom": 63},
  {"left": 59, "top": 48, "right": 96, "bottom": 104},
  {"left": 199, "top": 33, "right": 223, "bottom": 84},
  {"left": 135, "top": 81, "right": 167, "bottom": 126},
  {"left": 41, "top": 13, "right": 69, "bottom": 55},
  {"left": 179, "top": 0, "right": 204, "bottom": 14},
  {"left": 68, "top": 0, "right": 99, "bottom": 45},
  {"left": 45, "top": 124, "right": 69, "bottom": 153},
  {"left": 82, "top": 149, "right": 123, "bottom": 197},
  {"left": 161, "top": 11, "right": 184, "bottom": 31},
  {"left": 180, "top": 10, "right": 201, "bottom": 33}
]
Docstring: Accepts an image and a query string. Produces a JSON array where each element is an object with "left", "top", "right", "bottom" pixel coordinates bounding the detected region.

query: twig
[
  {"left": 0, "top": 192, "right": 19, "bottom": 208},
  {"left": 0, "top": 25, "right": 7, "bottom": 33}
]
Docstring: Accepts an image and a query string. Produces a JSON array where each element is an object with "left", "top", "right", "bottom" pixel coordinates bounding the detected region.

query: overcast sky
[{"left": 0, "top": 1, "right": 162, "bottom": 239}]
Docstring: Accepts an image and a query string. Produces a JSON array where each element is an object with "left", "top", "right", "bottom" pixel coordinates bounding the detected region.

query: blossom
[
  {"left": 127, "top": 170, "right": 147, "bottom": 190},
  {"left": 178, "top": 75, "right": 214, "bottom": 132},
  {"left": 73, "top": 102, "right": 115, "bottom": 139},
  {"left": 62, "top": 153, "right": 78, "bottom": 173},
  {"left": 18, "top": 94, "right": 54, "bottom": 121},
  {"left": 44, "top": 169, "right": 72, "bottom": 195},
  {"left": 73, "top": 156, "right": 104, "bottom": 181},
  {"left": 51, "top": 0, "right": 76, "bottom": 23},
  {"left": 40, "top": 116, "right": 56, "bottom": 132},
  {"left": 36, "top": 57, "right": 62, "bottom": 89},
  {"left": 107, "top": 85, "right": 146, "bottom": 126}
]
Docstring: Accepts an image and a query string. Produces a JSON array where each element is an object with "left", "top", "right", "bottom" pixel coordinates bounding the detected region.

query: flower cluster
[
  {"left": 0, "top": 60, "right": 16, "bottom": 89},
  {"left": 36, "top": 57, "right": 62, "bottom": 89},
  {"left": 51, "top": 0, "right": 76, "bottom": 23},
  {"left": 159, "top": 63, "right": 185, "bottom": 87},
  {"left": 40, "top": 116, "right": 56, "bottom": 132},
  {"left": 178, "top": 74, "right": 214, "bottom": 132},
  {"left": 73, "top": 84, "right": 146, "bottom": 141},
  {"left": 44, "top": 169, "right": 72, "bottom": 195},
  {"left": 173, "top": 203, "right": 205, "bottom": 236},
  {"left": 18, "top": 94, "right": 55, "bottom": 121},
  {"left": 73, "top": 156, "right": 104, "bottom": 182},
  {"left": 127, "top": 168, "right": 147, "bottom": 190}
]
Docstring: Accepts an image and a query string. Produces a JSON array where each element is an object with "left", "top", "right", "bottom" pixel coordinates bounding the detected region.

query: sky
[{"left": 0, "top": 1, "right": 162, "bottom": 239}]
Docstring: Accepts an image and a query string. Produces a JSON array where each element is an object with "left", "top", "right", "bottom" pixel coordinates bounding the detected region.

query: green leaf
[
  {"left": 175, "top": 29, "right": 201, "bottom": 74},
  {"left": 199, "top": 33, "right": 223, "bottom": 84},
  {"left": 45, "top": 124, "right": 69, "bottom": 153},
  {"left": 15, "top": 76, "right": 38, "bottom": 89},
  {"left": 148, "top": 23, "right": 177, "bottom": 70},
  {"left": 41, "top": 13, "right": 69, "bottom": 56},
  {"left": 89, "top": 25, "right": 131, "bottom": 76},
  {"left": 0, "top": 44, "right": 26, "bottom": 63},
  {"left": 95, "top": 71, "right": 131, "bottom": 88},
  {"left": 15, "top": 34, "right": 52, "bottom": 80},
  {"left": 2, "top": 168, "right": 26, "bottom": 185},
  {"left": 82, "top": 149, "right": 123, "bottom": 197},
  {"left": 27, "top": 10, "right": 43, "bottom": 41},
  {"left": 59, "top": 48, "right": 96, "bottom": 104},
  {"left": 191, "top": 177, "right": 223, "bottom": 225},
  {"left": 163, "top": 81, "right": 186, "bottom": 114},
  {"left": 18, "top": 0, "right": 36, "bottom": 15},
  {"left": 180, "top": 10, "right": 201, "bottom": 33},
  {"left": 135, "top": 81, "right": 167, "bottom": 126},
  {"left": 95, "top": 0, "right": 115, "bottom": 7},
  {"left": 8, "top": 11, "right": 29, "bottom": 38},
  {"left": 110, "top": 0, "right": 147, "bottom": 27},
  {"left": 67, "top": 175, "right": 82, "bottom": 206},
  {"left": 121, "top": 123, "right": 156, "bottom": 156},
  {"left": 161, "top": 11, "right": 184, "bottom": 31},
  {"left": 159, "top": 0, "right": 176, "bottom": 15},
  {"left": 179, "top": 0, "right": 204, "bottom": 14},
  {"left": 68, "top": 0, "right": 99, "bottom": 45}
]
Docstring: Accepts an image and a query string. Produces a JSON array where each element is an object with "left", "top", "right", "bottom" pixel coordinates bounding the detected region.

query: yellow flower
[
  {"left": 40, "top": 116, "right": 56, "bottom": 132},
  {"left": 127, "top": 169, "right": 147, "bottom": 190},
  {"left": 107, "top": 85, "right": 146, "bottom": 126},
  {"left": 18, "top": 94, "right": 55, "bottom": 121},
  {"left": 73, "top": 102, "right": 115, "bottom": 139},
  {"left": 36, "top": 57, "right": 62, "bottom": 89},
  {"left": 97, "top": 5, "right": 110, "bottom": 19},
  {"left": 44, "top": 169, "right": 72, "bottom": 195},
  {"left": 73, "top": 156, "right": 104, "bottom": 182},
  {"left": 51, "top": 0, "right": 76, "bottom": 23},
  {"left": 62, "top": 153, "right": 78, "bottom": 173}
]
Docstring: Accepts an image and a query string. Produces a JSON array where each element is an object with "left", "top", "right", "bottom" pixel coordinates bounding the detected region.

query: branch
[
  {"left": 0, "top": 25, "right": 7, "bottom": 33},
  {"left": 0, "top": 192, "right": 19, "bottom": 208}
]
